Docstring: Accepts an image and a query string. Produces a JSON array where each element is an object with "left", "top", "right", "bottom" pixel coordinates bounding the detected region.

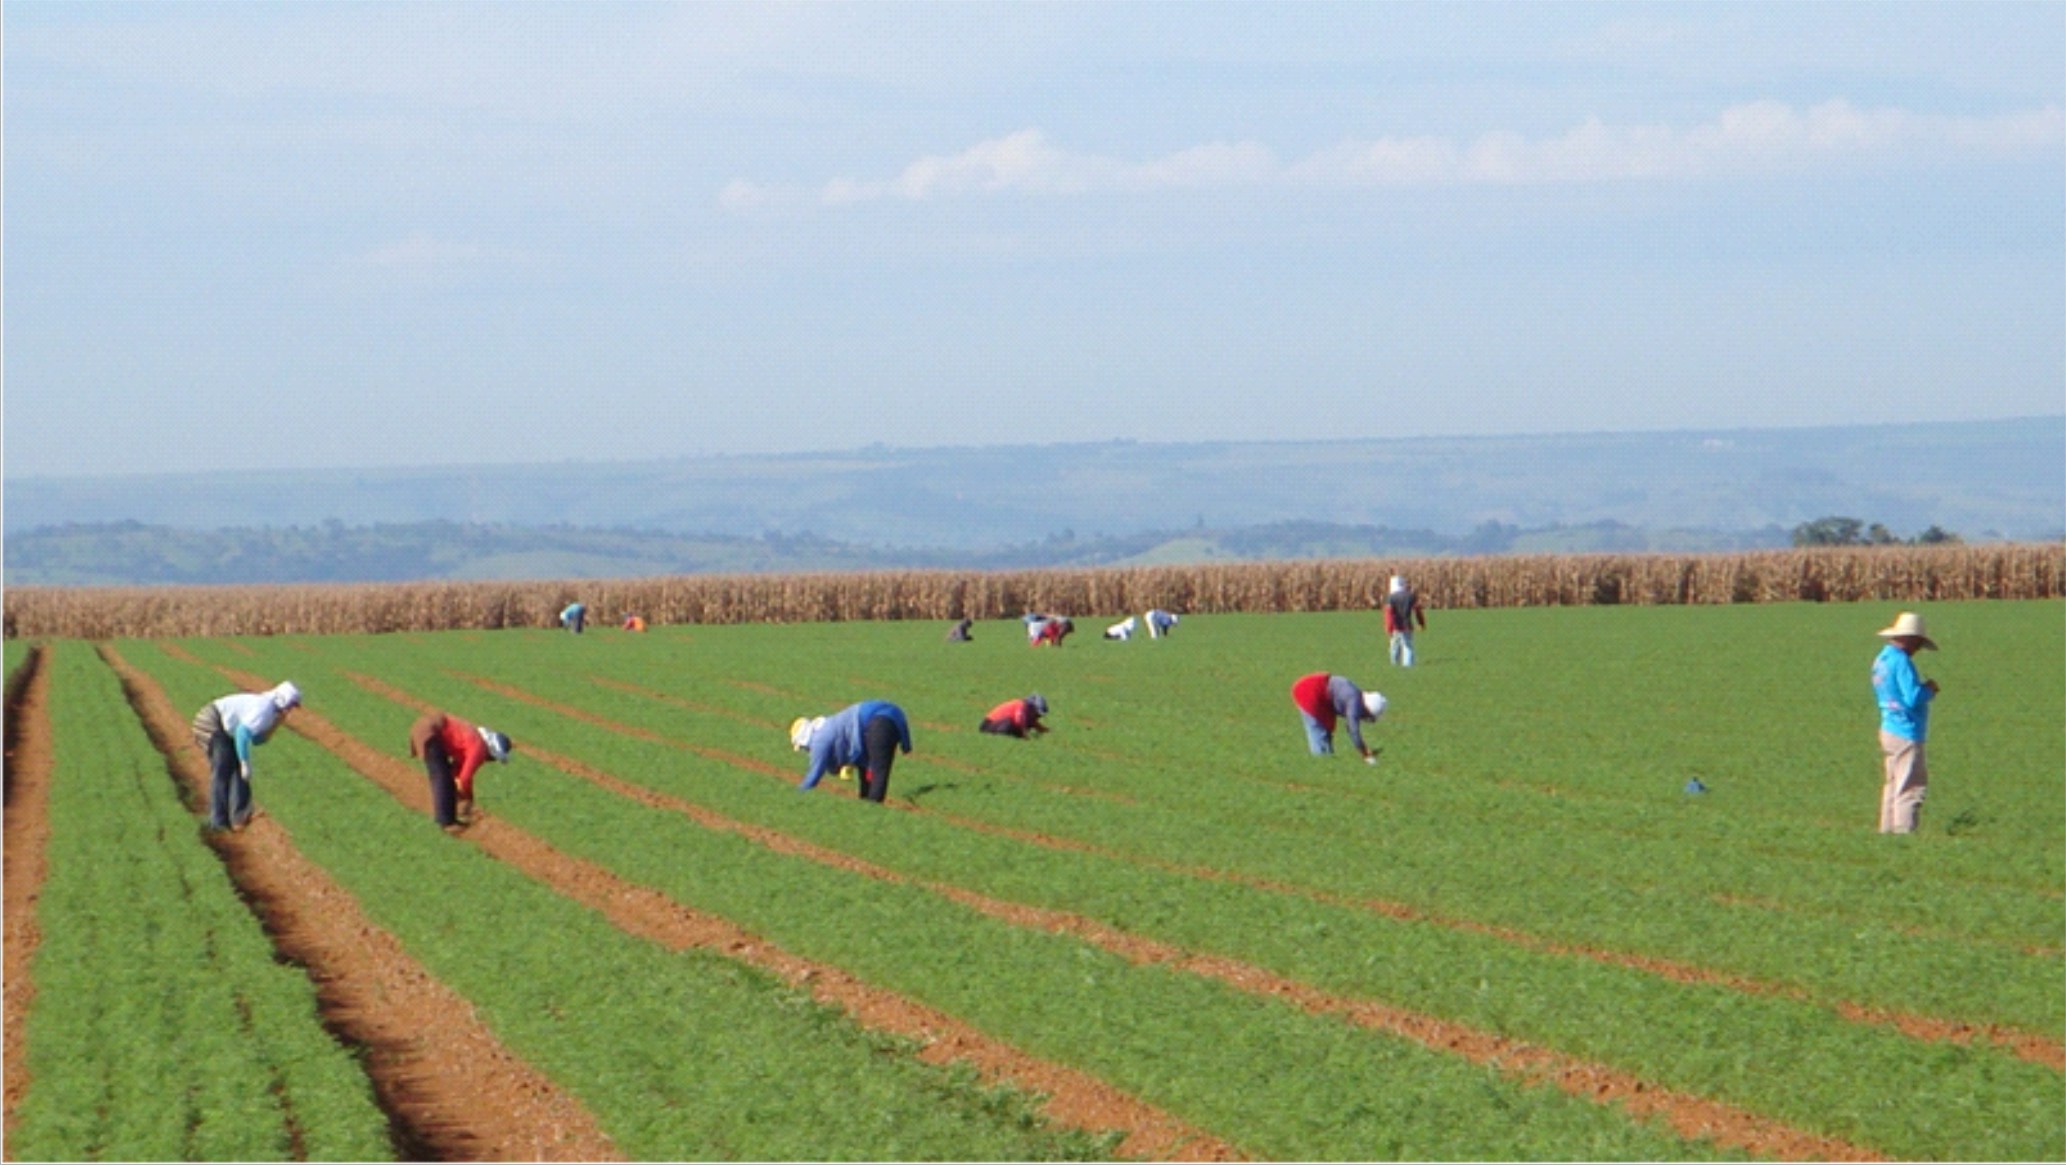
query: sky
[{"left": 5, "top": 1, "right": 2062, "bottom": 479}]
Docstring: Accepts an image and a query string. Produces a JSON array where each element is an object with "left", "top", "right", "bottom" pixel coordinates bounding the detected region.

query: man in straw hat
[{"left": 1871, "top": 611, "right": 1940, "bottom": 834}]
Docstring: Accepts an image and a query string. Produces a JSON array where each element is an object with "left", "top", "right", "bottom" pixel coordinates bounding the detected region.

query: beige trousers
[{"left": 1878, "top": 731, "right": 1928, "bottom": 834}]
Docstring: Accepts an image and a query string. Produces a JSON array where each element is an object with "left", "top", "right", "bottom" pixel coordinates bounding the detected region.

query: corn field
[{"left": 5, "top": 545, "right": 2061, "bottom": 640}]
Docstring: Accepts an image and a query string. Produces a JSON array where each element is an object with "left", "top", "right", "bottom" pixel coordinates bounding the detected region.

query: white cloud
[{"left": 724, "top": 101, "right": 2066, "bottom": 210}]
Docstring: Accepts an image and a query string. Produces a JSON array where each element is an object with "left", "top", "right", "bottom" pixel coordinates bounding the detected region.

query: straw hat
[{"left": 1876, "top": 611, "right": 1937, "bottom": 650}]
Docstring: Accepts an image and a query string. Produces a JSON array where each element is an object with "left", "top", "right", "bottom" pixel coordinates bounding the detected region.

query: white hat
[
  {"left": 1876, "top": 611, "right": 1937, "bottom": 650},
  {"left": 478, "top": 727, "right": 513, "bottom": 762},
  {"left": 271, "top": 681, "right": 302, "bottom": 710},
  {"left": 789, "top": 716, "right": 824, "bottom": 751},
  {"left": 1361, "top": 691, "right": 1388, "bottom": 720},
  {"left": 1388, "top": 576, "right": 1406, "bottom": 593}
]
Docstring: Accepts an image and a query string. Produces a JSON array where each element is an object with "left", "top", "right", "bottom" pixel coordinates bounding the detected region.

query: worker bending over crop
[
  {"left": 409, "top": 711, "right": 513, "bottom": 830},
  {"left": 979, "top": 694, "right": 1050, "bottom": 738},
  {"left": 189, "top": 681, "right": 301, "bottom": 831},
  {"left": 1289, "top": 672, "right": 1386, "bottom": 763},
  {"left": 791, "top": 700, "right": 913, "bottom": 804}
]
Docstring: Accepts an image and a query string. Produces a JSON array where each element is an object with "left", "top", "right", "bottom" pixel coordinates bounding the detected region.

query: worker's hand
[
  {"left": 240, "top": 763, "right": 252, "bottom": 781},
  {"left": 1363, "top": 754, "right": 1378, "bottom": 765},
  {"left": 1924, "top": 679, "right": 1940, "bottom": 694}
]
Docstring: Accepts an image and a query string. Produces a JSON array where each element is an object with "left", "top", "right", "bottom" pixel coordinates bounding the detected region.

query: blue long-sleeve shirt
[
  {"left": 799, "top": 701, "right": 912, "bottom": 790},
  {"left": 1872, "top": 644, "right": 1934, "bottom": 742}
]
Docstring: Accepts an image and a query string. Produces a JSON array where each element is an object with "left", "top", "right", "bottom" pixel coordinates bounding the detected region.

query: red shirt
[
  {"left": 1290, "top": 673, "right": 1336, "bottom": 730},
  {"left": 411, "top": 714, "right": 491, "bottom": 798},
  {"left": 985, "top": 699, "right": 1041, "bottom": 732}
]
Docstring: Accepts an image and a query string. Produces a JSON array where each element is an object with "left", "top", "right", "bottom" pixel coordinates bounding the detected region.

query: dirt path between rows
[
  {"left": 282, "top": 669, "right": 1241, "bottom": 1161},
  {"left": 361, "top": 671, "right": 1890, "bottom": 1162},
  {"left": 3, "top": 645, "right": 54, "bottom": 1154},
  {"left": 455, "top": 666, "right": 2066, "bottom": 1075},
  {"left": 104, "top": 645, "right": 621, "bottom": 1162}
]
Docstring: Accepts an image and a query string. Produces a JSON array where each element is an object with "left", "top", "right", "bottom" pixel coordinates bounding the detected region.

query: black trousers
[
  {"left": 859, "top": 715, "right": 902, "bottom": 803},
  {"left": 423, "top": 749, "right": 459, "bottom": 826},
  {"left": 978, "top": 718, "right": 1024, "bottom": 738}
]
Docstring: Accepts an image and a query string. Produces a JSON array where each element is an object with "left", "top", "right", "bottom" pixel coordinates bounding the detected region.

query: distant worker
[
  {"left": 946, "top": 618, "right": 974, "bottom": 643},
  {"left": 559, "top": 602, "right": 587, "bottom": 634},
  {"left": 189, "top": 681, "right": 302, "bottom": 831},
  {"left": 621, "top": 613, "right": 647, "bottom": 632},
  {"left": 791, "top": 700, "right": 913, "bottom": 804},
  {"left": 407, "top": 711, "right": 513, "bottom": 831},
  {"left": 1103, "top": 616, "right": 1138, "bottom": 641},
  {"left": 1383, "top": 576, "right": 1426, "bottom": 666},
  {"left": 1871, "top": 611, "right": 1940, "bottom": 835},
  {"left": 1145, "top": 609, "right": 1180, "bottom": 639},
  {"left": 1290, "top": 672, "right": 1386, "bottom": 763},
  {"left": 1030, "top": 616, "right": 1074, "bottom": 647},
  {"left": 980, "top": 693, "right": 1050, "bottom": 738}
]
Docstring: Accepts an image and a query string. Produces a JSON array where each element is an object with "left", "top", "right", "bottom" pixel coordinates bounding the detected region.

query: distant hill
[
  {"left": 4, "top": 517, "right": 1800, "bottom": 587},
  {"left": 5, "top": 418, "right": 2059, "bottom": 586}
]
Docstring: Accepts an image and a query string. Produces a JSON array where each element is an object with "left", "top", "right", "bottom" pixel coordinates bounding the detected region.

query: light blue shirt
[
  {"left": 799, "top": 701, "right": 912, "bottom": 790},
  {"left": 1872, "top": 643, "right": 1933, "bottom": 742}
]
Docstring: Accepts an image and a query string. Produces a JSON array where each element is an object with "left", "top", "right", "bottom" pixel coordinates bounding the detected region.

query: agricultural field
[{"left": 5, "top": 599, "right": 2062, "bottom": 1160}]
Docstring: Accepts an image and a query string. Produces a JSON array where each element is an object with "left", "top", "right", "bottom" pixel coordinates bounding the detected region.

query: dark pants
[
  {"left": 423, "top": 749, "right": 459, "bottom": 826},
  {"left": 206, "top": 730, "right": 252, "bottom": 829},
  {"left": 859, "top": 715, "right": 902, "bottom": 803},
  {"left": 978, "top": 718, "right": 1025, "bottom": 738}
]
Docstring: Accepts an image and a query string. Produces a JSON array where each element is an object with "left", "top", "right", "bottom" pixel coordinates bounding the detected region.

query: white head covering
[
  {"left": 478, "top": 727, "right": 513, "bottom": 762},
  {"left": 789, "top": 716, "right": 825, "bottom": 751},
  {"left": 1388, "top": 576, "right": 1407, "bottom": 593},
  {"left": 1361, "top": 691, "right": 1388, "bottom": 720},
  {"left": 270, "top": 681, "right": 302, "bottom": 710}
]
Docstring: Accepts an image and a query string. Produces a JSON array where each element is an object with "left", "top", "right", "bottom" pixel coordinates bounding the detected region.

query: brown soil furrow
[
  {"left": 286, "top": 676, "right": 1239, "bottom": 1159},
  {"left": 360, "top": 676, "right": 1890, "bottom": 1162},
  {"left": 457, "top": 671, "right": 2066, "bottom": 1073},
  {"left": 100, "top": 646, "right": 623, "bottom": 1162},
  {"left": 3, "top": 646, "right": 54, "bottom": 1144}
]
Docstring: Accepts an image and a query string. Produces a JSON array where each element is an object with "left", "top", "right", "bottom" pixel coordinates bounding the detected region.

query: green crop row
[
  {"left": 251, "top": 604, "right": 2061, "bottom": 1028},
  {"left": 163, "top": 641, "right": 1735, "bottom": 1162},
  {"left": 152, "top": 601, "right": 2065, "bottom": 1160},
  {"left": 6, "top": 643, "right": 392, "bottom": 1162},
  {"left": 174, "top": 604, "right": 2065, "bottom": 1159},
  {"left": 114, "top": 640, "right": 1126, "bottom": 1162}
]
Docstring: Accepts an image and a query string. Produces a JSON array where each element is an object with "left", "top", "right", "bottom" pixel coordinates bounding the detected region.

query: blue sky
[{"left": 6, "top": 1, "right": 2061, "bottom": 479}]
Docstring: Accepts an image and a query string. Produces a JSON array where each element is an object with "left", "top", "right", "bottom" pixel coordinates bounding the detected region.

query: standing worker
[
  {"left": 408, "top": 711, "right": 513, "bottom": 831},
  {"left": 791, "top": 700, "right": 913, "bottom": 804},
  {"left": 1289, "top": 672, "right": 1386, "bottom": 763},
  {"left": 1383, "top": 576, "right": 1425, "bottom": 666},
  {"left": 1871, "top": 612, "right": 1940, "bottom": 834},
  {"left": 189, "top": 681, "right": 302, "bottom": 831},
  {"left": 979, "top": 693, "right": 1050, "bottom": 738},
  {"left": 1145, "top": 609, "right": 1180, "bottom": 639},
  {"left": 559, "top": 601, "right": 587, "bottom": 634}
]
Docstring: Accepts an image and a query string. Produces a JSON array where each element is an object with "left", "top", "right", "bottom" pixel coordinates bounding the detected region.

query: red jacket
[{"left": 1290, "top": 673, "right": 1336, "bottom": 729}]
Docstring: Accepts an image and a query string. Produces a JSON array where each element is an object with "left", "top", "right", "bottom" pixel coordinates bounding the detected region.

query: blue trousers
[
  {"left": 1299, "top": 713, "right": 1334, "bottom": 755},
  {"left": 206, "top": 730, "right": 252, "bottom": 829}
]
